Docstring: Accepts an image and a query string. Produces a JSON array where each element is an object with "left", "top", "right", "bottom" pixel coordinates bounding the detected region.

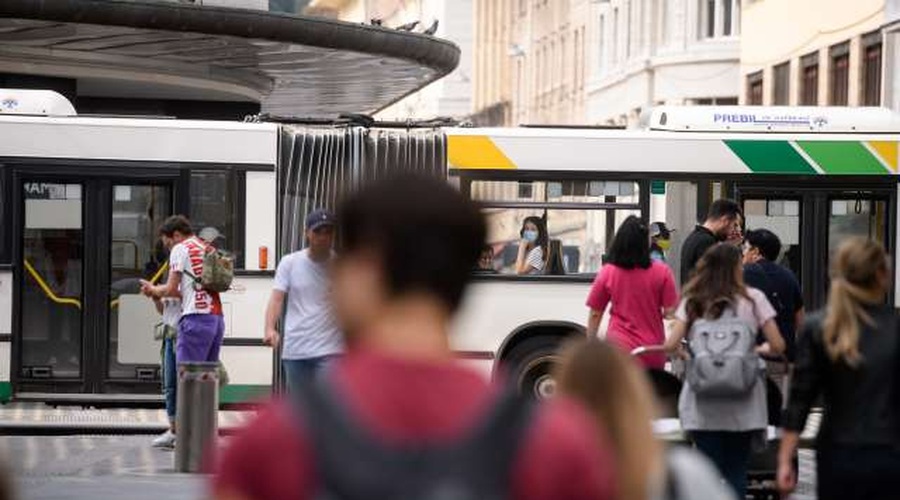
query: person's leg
[
  {"left": 163, "top": 336, "right": 177, "bottom": 430},
  {"left": 282, "top": 359, "right": 317, "bottom": 392},
  {"left": 205, "top": 315, "right": 225, "bottom": 363},
  {"left": 177, "top": 315, "right": 217, "bottom": 363},
  {"left": 716, "top": 431, "right": 753, "bottom": 499},
  {"left": 691, "top": 431, "right": 726, "bottom": 474}
]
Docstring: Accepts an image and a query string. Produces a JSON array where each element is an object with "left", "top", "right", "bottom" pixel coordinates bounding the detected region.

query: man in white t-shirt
[
  {"left": 264, "top": 209, "right": 342, "bottom": 390},
  {"left": 141, "top": 215, "right": 225, "bottom": 364}
]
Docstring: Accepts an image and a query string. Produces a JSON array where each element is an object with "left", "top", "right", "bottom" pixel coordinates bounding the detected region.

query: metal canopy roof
[{"left": 0, "top": 0, "right": 460, "bottom": 117}]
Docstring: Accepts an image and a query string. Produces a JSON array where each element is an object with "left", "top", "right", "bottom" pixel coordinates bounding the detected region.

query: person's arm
[
  {"left": 152, "top": 296, "right": 164, "bottom": 315},
  {"left": 759, "top": 319, "right": 786, "bottom": 356},
  {"left": 663, "top": 319, "right": 687, "bottom": 353},
  {"left": 140, "top": 268, "right": 181, "bottom": 299},
  {"left": 264, "top": 290, "right": 286, "bottom": 347},
  {"left": 586, "top": 309, "right": 603, "bottom": 337},
  {"left": 794, "top": 307, "right": 806, "bottom": 334},
  {"left": 585, "top": 268, "right": 610, "bottom": 337},
  {"left": 779, "top": 320, "right": 824, "bottom": 496},
  {"left": 777, "top": 431, "right": 801, "bottom": 496},
  {"left": 515, "top": 240, "right": 530, "bottom": 274}
]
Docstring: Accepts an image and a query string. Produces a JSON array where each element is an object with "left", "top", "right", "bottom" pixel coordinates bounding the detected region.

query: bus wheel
[{"left": 504, "top": 336, "right": 562, "bottom": 400}]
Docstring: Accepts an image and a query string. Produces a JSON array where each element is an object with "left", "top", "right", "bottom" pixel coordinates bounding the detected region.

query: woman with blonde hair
[
  {"left": 778, "top": 237, "right": 900, "bottom": 500},
  {"left": 556, "top": 338, "right": 735, "bottom": 500}
]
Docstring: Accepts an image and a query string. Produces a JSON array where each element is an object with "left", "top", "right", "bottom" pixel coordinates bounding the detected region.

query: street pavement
[
  {"left": 3, "top": 435, "right": 206, "bottom": 500},
  {"left": 1, "top": 434, "right": 820, "bottom": 500}
]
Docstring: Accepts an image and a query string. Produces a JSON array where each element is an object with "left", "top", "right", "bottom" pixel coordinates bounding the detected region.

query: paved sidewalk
[{"left": 3, "top": 435, "right": 208, "bottom": 500}]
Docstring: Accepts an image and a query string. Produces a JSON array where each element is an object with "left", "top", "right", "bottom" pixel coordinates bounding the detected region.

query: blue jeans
[
  {"left": 282, "top": 355, "right": 338, "bottom": 392},
  {"left": 162, "top": 337, "right": 177, "bottom": 424},
  {"left": 691, "top": 430, "right": 754, "bottom": 498}
]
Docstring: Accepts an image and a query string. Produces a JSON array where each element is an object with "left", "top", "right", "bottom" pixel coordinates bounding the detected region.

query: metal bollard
[{"left": 175, "top": 361, "right": 219, "bottom": 473}]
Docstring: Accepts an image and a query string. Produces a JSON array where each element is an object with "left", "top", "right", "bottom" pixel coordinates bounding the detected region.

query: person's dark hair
[
  {"left": 683, "top": 243, "right": 751, "bottom": 321},
  {"left": 338, "top": 173, "right": 486, "bottom": 312},
  {"left": 158, "top": 215, "right": 194, "bottom": 238},
  {"left": 545, "top": 240, "right": 566, "bottom": 275},
  {"left": 706, "top": 199, "right": 742, "bottom": 222},
  {"left": 745, "top": 228, "right": 782, "bottom": 261},
  {"left": 520, "top": 215, "right": 549, "bottom": 257},
  {"left": 606, "top": 216, "right": 651, "bottom": 270},
  {"left": 482, "top": 244, "right": 494, "bottom": 257}
]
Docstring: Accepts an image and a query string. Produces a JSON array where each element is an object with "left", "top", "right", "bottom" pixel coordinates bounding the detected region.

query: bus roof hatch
[{"left": 0, "top": 89, "right": 76, "bottom": 117}]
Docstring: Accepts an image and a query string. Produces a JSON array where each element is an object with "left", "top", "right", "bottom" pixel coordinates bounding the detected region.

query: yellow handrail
[{"left": 23, "top": 259, "right": 82, "bottom": 310}]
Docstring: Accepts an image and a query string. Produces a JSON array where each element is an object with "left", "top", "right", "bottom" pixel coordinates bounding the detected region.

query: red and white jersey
[{"left": 170, "top": 236, "right": 222, "bottom": 316}]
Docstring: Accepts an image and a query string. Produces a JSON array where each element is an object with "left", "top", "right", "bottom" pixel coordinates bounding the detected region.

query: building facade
[
  {"left": 473, "top": 0, "right": 592, "bottom": 126},
  {"left": 473, "top": 0, "right": 740, "bottom": 127},
  {"left": 589, "top": 0, "right": 741, "bottom": 125},
  {"left": 741, "top": 0, "right": 887, "bottom": 107}
]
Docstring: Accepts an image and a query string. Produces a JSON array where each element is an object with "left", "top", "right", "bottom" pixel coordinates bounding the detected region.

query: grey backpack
[
  {"left": 292, "top": 378, "right": 534, "bottom": 500},
  {"left": 686, "top": 306, "right": 760, "bottom": 397}
]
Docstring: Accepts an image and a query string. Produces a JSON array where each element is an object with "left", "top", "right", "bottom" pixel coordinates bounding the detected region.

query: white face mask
[{"left": 523, "top": 230, "right": 539, "bottom": 243}]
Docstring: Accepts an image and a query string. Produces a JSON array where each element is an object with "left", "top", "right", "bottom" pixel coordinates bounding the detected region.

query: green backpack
[{"left": 185, "top": 246, "right": 234, "bottom": 293}]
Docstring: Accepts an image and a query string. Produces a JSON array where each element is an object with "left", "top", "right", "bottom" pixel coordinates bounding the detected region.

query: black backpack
[{"left": 291, "top": 379, "right": 535, "bottom": 500}]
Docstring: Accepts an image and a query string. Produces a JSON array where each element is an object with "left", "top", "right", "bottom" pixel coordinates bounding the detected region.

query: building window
[
  {"left": 723, "top": 0, "right": 733, "bottom": 36},
  {"left": 598, "top": 15, "right": 605, "bottom": 71},
  {"left": 626, "top": 1, "right": 633, "bottom": 58},
  {"left": 773, "top": 62, "right": 790, "bottom": 105},
  {"left": 747, "top": 71, "right": 763, "bottom": 105},
  {"left": 519, "top": 0, "right": 527, "bottom": 17},
  {"left": 800, "top": 52, "right": 819, "bottom": 105},
  {"left": 862, "top": 31, "right": 883, "bottom": 106},
  {"left": 613, "top": 8, "right": 619, "bottom": 63},
  {"left": 705, "top": 0, "right": 716, "bottom": 38},
  {"left": 830, "top": 42, "right": 850, "bottom": 106},
  {"left": 658, "top": 0, "right": 668, "bottom": 44}
]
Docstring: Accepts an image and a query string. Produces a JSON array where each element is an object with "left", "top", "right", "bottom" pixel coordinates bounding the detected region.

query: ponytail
[{"left": 822, "top": 239, "right": 889, "bottom": 366}]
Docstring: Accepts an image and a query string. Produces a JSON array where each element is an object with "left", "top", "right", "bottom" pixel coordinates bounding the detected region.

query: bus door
[
  {"left": 15, "top": 176, "right": 175, "bottom": 395},
  {"left": 735, "top": 182, "right": 894, "bottom": 310}
]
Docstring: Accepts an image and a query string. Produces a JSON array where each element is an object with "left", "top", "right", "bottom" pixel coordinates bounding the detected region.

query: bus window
[
  {"left": 744, "top": 198, "right": 803, "bottom": 281},
  {"left": 829, "top": 198, "right": 889, "bottom": 255},
  {"left": 472, "top": 179, "right": 642, "bottom": 276},
  {"left": 190, "top": 171, "right": 239, "bottom": 266},
  {"left": 648, "top": 181, "right": 698, "bottom": 284}
]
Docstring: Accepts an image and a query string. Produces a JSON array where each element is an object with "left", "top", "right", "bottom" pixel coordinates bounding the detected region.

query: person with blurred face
[
  {"left": 679, "top": 199, "right": 742, "bottom": 286},
  {"left": 649, "top": 222, "right": 673, "bottom": 263},
  {"left": 264, "top": 209, "right": 342, "bottom": 391},
  {"left": 214, "top": 174, "right": 616, "bottom": 500}
]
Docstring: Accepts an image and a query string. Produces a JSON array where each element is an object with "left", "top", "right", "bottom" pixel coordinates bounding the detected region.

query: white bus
[
  {"left": 447, "top": 106, "right": 899, "bottom": 398},
  {"left": 1, "top": 90, "right": 897, "bottom": 403}
]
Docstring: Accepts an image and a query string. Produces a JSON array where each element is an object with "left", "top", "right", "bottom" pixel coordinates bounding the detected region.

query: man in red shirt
[{"left": 212, "top": 175, "right": 617, "bottom": 500}]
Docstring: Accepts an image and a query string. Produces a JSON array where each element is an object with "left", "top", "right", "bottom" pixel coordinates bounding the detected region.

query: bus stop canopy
[{"left": 0, "top": 0, "right": 460, "bottom": 117}]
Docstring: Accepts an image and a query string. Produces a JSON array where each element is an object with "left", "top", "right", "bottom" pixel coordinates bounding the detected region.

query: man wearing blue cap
[{"left": 264, "top": 209, "right": 343, "bottom": 390}]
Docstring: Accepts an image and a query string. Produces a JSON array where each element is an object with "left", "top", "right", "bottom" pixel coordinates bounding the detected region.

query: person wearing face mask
[
  {"left": 649, "top": 222, "right": 674, "bottom": 263},
  {"left": 516, "top": 216, "right": 549, "bottom": 275}
]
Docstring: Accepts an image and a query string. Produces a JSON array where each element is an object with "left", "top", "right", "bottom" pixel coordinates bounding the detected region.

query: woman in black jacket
[{"left": 778, "top": 237, "right": 900, "bottom": 499}]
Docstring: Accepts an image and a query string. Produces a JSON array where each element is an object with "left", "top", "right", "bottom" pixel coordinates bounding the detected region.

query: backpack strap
[{"left": 291, "top": 377, "right": 534, "bottom": 500}]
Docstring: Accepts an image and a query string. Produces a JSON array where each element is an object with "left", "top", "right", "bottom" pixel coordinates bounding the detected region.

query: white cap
[{"left": 199, "top": 227, "right": 223, "bottom": 243}]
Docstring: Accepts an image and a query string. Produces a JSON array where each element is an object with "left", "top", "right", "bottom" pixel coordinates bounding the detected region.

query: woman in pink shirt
[{"left": 586, "top": 216, "right": 679, "bottom": 369}]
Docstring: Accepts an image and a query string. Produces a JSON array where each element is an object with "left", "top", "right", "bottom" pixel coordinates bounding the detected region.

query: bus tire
[{"left": 503, "top": 335, "right": 563, "bottom": 400}]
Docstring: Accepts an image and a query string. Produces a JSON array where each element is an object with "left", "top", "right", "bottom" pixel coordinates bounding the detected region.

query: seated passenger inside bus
[
  {"left": 474, "top": 245, "right": 499, "bottom": 274},
  {"left": 516, "top": 215, "right": 548, "bottom": 275}
]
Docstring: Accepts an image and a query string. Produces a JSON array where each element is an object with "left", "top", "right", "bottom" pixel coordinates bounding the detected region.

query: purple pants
[{"left": 177, "top": 314, "right": 225, "bottom": 363}]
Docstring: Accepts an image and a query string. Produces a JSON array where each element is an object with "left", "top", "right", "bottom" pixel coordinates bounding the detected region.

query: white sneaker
[{"left": 152, "top": 430, "right": 176, "bottom": 449}]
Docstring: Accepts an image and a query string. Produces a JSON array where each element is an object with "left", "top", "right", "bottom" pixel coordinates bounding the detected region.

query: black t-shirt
[
  {"left": 743, "top": 260, "right": 804, "bottom": 361},
  {"left": 679, "top": 225, "right": 718, "bottom": 286}
]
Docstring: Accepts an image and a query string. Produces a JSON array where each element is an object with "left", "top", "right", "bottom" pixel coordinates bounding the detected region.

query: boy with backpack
[
  {"left": 141, "top": 215, "right": 229, "bottom": 364},
  {"left": 213, "top": 174, "right": 616, "bottom": 500}
]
